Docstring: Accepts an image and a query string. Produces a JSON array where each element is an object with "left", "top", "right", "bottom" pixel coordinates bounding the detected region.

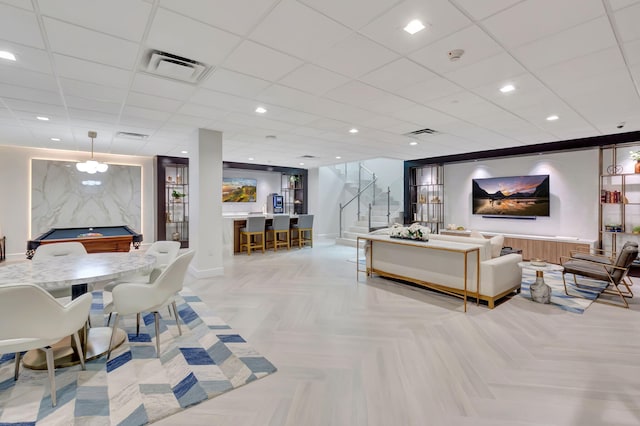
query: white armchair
[
  {"left": 0, "top": 284, "right": 92, "bottom": 407},
  {"left": 32, "top": 241, "right": 87, "bottom": 259},
  {"left": 105, "top": 250, "right": 195, "bottom": 359}
]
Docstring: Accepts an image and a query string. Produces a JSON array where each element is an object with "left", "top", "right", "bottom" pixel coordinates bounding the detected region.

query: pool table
[{"left": 27, "top": 225, "right": 143, "bottom": 259}]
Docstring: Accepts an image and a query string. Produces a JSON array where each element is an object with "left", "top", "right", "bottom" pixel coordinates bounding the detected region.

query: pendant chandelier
[{"left": 76, "top": 130, "right": 108, "bottom": 174}]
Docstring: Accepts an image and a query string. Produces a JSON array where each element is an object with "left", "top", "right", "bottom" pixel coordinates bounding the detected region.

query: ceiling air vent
[
  {"left": 144, "top": 50, "right": 210, "bottom": 83},
  {"left": 405, "top": 128, "right": 439, "bottom": 136},
  {"left": 300, "top": 155, "right": 316, "bottom": 158},
  {"left": 116, "top": 131, "right": 149, "bottom": 141}
]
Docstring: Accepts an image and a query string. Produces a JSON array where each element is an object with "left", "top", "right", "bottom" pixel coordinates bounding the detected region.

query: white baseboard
[{"left": 188, "top": 265, "right": 224, "bottom": 278}]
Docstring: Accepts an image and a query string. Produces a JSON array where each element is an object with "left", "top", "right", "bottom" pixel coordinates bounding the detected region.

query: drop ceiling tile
[
  {"left": 131, "top": 73, "right": 197, "bottom": 101},
  {"left": 482, "top": 0, "right": 605, "bottom": 48},
  {"left": 60, "top": 78, "right": 127, "bottom": 104},
  {"left": 177, "top": 103, "right": 228, "bottom": 120},
  {"left": 255, "top": 84, "right": 319, "bottom": 109},
  {"left": 159, "top": 0, "right": 279, "bottom": 36},
  {"left": 614, "top": 2, "right": 640, "bottom": 42},
  {"left": 278, "top": 64, "right": 350, "bottom": 96},
  {"left": 513, "top": 17, "right": 617, "bottom": 70},
  {"left": 44, "top": 18, "right": 139, "bottom": 70},
  {"left": 126, "top": 92, "right": 183, "bottom": 112},
  {"left": 66, "top": 96, "right": 121, "bottom": 114},
  {"left": 53, "top": 54, "right": 133, "bottom": 88},
  {"left": 625, "top": 39, "right": 640, "bottom": 66},
  {"left": 189, "top": 89, "right": 255, "bottom": 113},
  {"left": 265, "top": 106, "right": 319, "bottom": 126},
  {"left": 454, "top": 0, "right": 521, "bottom": 20},
  {"left": 200, "top": 68, "right": 271, "bottom": 98},
  {"left": 118, "top": 116, "right": 164, "bottom": 131},
  {"left": 299, "top": 0, "right": 397, "bottom": 30},
  {"left": 5, "top": 99, "right": 67, "bottom": 117},
  {"left": 392, "top": 105, "right": 458, "bottom": 128},
  {"left": 37, "top": 0, "right": 151, "bottom": 41},
  {"left": 0, "top": 3, "right": 43, "bottom": 48},
  {"left": 147, "top": 8, "right": 241, "bottom": 66},
  {"left": 249, "top": 0, "right": 351, "bottom": 62},
  {"left": 536, "top": 47, "right": 628, "bottom": 99},
  {"left": 167, "top": 114, "right": 214, "bottom": 127},
  {"left": 0, "top": 83, "right": 62, "bottom": 105},
  {"left": 312, "top": 33, "right": 399, "bottom": 78},
  {"left": 225, "top": 112, "right": 295, "bottom": 132},
  {"left": 360, "top": 0, "right": 471, "bottom": 55},
  {"left": 1, "top": 0, "right": 33, "bottom": 10},
  {"left": 610, "top": 0, "right": 640, "bottom": 10},
  {"left": 67, "top": 108, "right": 118, "bottom": 124},
  {"left": 223, "top": 40, "right": 304, "bottom": 81},
  {"left": 351, "top": 114, "right": 411, "bottom": 132},
  {"left": 472, "top": 73, "right": 558, "bottom": 111},
  {"left": 409, "top": 26, "right": 503, "bottom": 74},
  {"left": 122, "top": 105, "right": 172, "bottom": 122},
  {"left": 396, "top": 76, "right": 464, "bottom": 104},
  {"left": 0, "top": 43, "right": 52, "bottom": 73},
  {"left": 0, "top": 66, "right": 57, "bottom": 92},
  {"left": 360, "top": 58, "right": 437, "bottom": 92},
  {"left": 444, "top": 52, "right": 527, "bottom": 89}
]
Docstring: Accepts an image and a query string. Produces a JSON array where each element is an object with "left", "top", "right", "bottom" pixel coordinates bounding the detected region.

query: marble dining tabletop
[{"left": 0, "top": 252, "right": 156, "bottom": 292}]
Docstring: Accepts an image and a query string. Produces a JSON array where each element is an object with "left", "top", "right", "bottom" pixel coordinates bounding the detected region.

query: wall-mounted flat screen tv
[
  {"left": 472, "top": 175, "right": 550, "bottom": 217},
  {"left": 222, "top": 177, "right": 257, "bottom": 202}
]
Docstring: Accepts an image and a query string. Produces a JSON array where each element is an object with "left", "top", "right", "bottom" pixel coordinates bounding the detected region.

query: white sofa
[{"left": 363, "top": 233, "right": 522, "bottom": 309}]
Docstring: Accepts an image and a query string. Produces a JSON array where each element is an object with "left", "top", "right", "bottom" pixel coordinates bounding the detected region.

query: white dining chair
[
  {"left": 103, "top": 241, "right": 180, "bottom": 292},
  {"left": 0, "top": 283, "right": 92, "bottom": 407},
  {"left": 105, "top": 250, "right": 195, "bottom": 359},
  {"left": 32, "top": 241, "right": 88, "bottom": 259}
]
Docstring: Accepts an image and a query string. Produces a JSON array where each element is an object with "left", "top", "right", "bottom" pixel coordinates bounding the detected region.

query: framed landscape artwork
[
  {"left": 472, "top": 175, "right": 550, "bottom": 217},
  {"left": 222, "top": 177, "right": 257, "bottom": 202}
]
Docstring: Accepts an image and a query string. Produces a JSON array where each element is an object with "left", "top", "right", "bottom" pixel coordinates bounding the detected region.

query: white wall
[
  {"left": 0, "top": 145, "right": 154, "bottom": 259},
  {"left": 445, "top": 149, "right": 599, "bottom": 240},
  {"left": 221, "top": 168, "right": 281, "bottom": 214}
]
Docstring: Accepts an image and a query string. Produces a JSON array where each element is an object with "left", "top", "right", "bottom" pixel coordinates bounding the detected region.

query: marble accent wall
[{"left": 31, "top": 159, "right": 142, "bottom": 236}]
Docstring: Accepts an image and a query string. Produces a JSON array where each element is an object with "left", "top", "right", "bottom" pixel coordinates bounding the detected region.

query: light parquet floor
[{"left": 157, "top": 239, "right": 640, "bottom": 426}]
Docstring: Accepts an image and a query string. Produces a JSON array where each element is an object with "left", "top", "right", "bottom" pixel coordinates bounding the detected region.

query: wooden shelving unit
[
  {"left": 156, "top": 156, "right": 189, "bottom": 248},
  {"left": 408, "top": 164, "right": 444, "bottom": 233}
]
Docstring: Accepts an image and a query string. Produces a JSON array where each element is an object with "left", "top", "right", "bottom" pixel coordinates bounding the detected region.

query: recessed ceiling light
[
  {"left": 299, "top": 162, "right": 305, "bottom": 166},
  {"left": 181, "top": 150, "right": 188, "bottom": 154},
  {"left": 546, "top": 115, "right": 559, "bottom": 121},
  {"left": 336, "top": 156, "right": 341, "bottom": 159},
  {"left": 36, "top": 116, "right": 49, "bottom": 121},
  {"left": 0, "top": 51, "right": 16, "bottom": 61},
  {"left": 500, "top": 84, "right": 515, "bottom": 93},
  {"left": 248, "top": 157, "right": 254, "bottom": 161},
  {"left": 409, "top": 141, "right": 418, "bottom": 146},
  {"left": 404, "top": 19, "right": 425, "bottom": 35},
  {"left": 255, "top": 107, "right": 267, "bottom": 114},
  {"left": 50, "top": 137, "right": 61, "bottom": 142},
  {"left": 349, "top": 128, "right": 358, "bottom": 134}
]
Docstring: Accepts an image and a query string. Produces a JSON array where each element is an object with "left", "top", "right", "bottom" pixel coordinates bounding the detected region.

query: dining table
[{"left": 0, "top": 251, "right": 156, "bottom": 369}]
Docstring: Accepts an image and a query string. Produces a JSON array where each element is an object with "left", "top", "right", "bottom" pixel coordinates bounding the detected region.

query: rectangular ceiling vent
[
  {"left": 405, "top": 128, "right": 439, "bottom": 136},
  {"left": 300, "top": 155, "right": 316, "bottom": 158},
  {"left": 116, "top": 131, "right": 149, "bottom": 141},
  {"left": 145, "top": 50, "right": 210, "bottom": 83}
]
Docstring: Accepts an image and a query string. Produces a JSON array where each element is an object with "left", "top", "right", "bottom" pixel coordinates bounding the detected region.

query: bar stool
[
  {"left": 240, "top": 216, "right": 266, "bottom": 255},
  {"left": 290, "top": 214, "right": 314, "bottom": 248},
  {"left": 266, "top": 215, "right": 290, "bottom": 251}
]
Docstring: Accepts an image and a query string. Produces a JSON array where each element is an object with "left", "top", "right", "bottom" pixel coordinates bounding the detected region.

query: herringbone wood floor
[{"left": 157, "top": 239, "right": 640, "bottom": 426}]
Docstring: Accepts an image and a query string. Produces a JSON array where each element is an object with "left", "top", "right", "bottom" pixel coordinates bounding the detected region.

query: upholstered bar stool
[
  {"left": 290, "top": 214, "right": 314, "bottom": 248},
  {"left": 240, "top": 216, "right": 266, "bottom": 255},
  {"left": 266, "top": 215, "right": 290, "bottom": 251}
]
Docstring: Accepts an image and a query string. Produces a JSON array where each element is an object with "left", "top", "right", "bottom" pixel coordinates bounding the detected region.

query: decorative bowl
[{"left": 531, "top": 259, "right": 547, "bottom": 267}]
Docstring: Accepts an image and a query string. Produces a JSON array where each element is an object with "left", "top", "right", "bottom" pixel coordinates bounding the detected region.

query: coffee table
[
  {"left": 518, "top": 261, "right": 564, "bottom": 304},
  {"left": 0, "top": 252, "right": 156, "bottom": 368}
]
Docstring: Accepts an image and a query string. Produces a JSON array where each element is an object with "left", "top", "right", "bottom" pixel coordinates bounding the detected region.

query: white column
[{"left": 188, "top": 129, "right": 224, "bottom": 277}]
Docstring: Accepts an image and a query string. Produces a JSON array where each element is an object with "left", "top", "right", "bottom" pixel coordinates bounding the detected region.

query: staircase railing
[{"left": 339, "top": 176, "right": 377, "bottom": 238}]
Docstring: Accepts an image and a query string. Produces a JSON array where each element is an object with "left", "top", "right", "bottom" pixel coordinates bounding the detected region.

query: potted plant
[
  {"left": 171, "top": 190, "right": 186, "bottom": 202},
  {"left": 633, "top": 225, "right": 640, "bottom": 234}
]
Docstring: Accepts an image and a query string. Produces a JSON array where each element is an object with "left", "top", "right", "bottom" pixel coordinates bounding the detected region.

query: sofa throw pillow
[
  {"left": 490, "top": 235, "right": 504, "bottom": 258},
  {"left": 470, "top": 230, "right": 483, "bottom": 239}
]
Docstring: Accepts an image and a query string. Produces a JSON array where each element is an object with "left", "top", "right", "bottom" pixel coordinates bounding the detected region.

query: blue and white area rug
[
  {"left": 0, "top": 289, "right": 276, "bottom": 425},
  {"left": 519, "top": 269, "right": 609, "bottom": 314}
]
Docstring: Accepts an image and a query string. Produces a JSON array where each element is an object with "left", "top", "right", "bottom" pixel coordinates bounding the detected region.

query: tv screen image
[
  {"left": 222, "top": 177, "right": 257, "bottom": 202},
  {"left": 472, "top": 175, "right": 550, "bottom": 217}
]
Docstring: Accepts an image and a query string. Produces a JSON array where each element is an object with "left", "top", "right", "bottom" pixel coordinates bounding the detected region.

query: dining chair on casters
[
  {"left": 240, "top": 216, "right": 266, "bottom": 255},
  {"left": 105, "top": 250, "right": 196, "bottom": 359},
  {"left": 266, "top": 215, "right": 290, "bottom": 251},
  {"left": 291, "top": 214, "right": 314, "bottom": 248},
  {"left": 0, "top": 284, "right": 92, "bottom": 407}
]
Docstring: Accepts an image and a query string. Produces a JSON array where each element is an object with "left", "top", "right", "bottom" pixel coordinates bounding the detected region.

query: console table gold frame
[{"left": 356, "top": 236, "right": 480, "bottom": 312}]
